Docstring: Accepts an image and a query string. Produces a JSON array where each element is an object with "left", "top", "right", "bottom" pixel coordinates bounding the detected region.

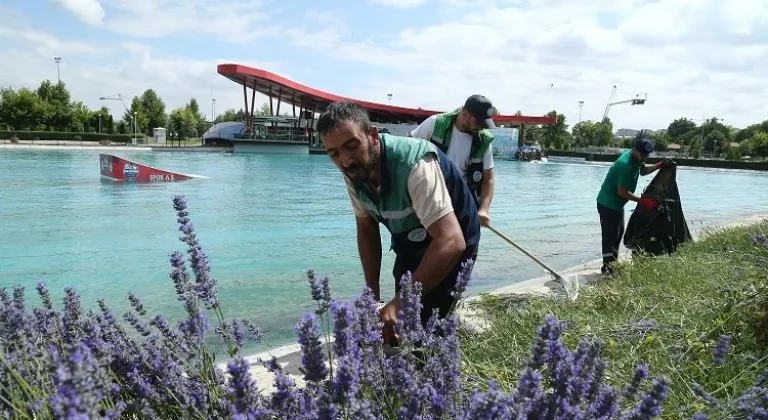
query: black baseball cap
[
  {"left": 634, "top": 138, "right": 654, "bottom": 156},
  {"left": 463, "top": 94, "right": 496, "bottom": 129}
]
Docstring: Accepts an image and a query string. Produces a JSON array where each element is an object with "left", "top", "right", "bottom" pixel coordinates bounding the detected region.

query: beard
[{"left": 344, "top": 149, "right": 378, "bottom": 187}]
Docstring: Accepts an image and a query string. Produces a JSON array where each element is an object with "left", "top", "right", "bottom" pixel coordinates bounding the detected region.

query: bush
[
  {"left": 7, "top": 196, "right": 760, "bottom": 419},
  {"left": 0, "top": 130, "right": 135, "bottom": 143}
]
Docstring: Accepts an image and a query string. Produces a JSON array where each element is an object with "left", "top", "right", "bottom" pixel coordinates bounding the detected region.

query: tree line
[
  {"left": 1, "top": 78, "right": 766, "bottom": 157},
  {"left": 0, "top": 79, "right": 271, "bottom": 140},
  {"left": 514, "top": 110, "right": 767, "bottom": 159}
]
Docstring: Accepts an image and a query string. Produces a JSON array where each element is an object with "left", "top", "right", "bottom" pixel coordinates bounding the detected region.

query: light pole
[
  {"left": 387, "top": 94, "right": 392, "bottom": 105},
  {"left": 54, "top": 57, "right": 61, "bottom": 83},
  {"left": 99, "top": 94, "right": 135, "bottom": 144},
  {"left": 210, "top": 86, "right": 216, "bottom": 124},
  {"left": 578, "top": 100, "right": 584, "bottom": 123}
]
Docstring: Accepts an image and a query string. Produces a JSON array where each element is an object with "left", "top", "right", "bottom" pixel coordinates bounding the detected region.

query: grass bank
[{"left": 460, "top": 221, "right": 768, "bottom": 418}]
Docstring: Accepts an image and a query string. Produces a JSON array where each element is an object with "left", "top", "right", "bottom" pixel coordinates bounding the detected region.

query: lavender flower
[
  {"left": 173, "top": 195, "right": 219, "bottom": 309},
  {"left": 296, "top": 312, "right": 328, "bottom": 382},
  {"left": 395, "top": 270, "right": 425, "bottom": 344},
  {"left": 330, "top": 301, "right": 361, "bottom": 408},
  {"left": 0, "top": 195, "right": 682, "bottom": 420},
  {"left": 451, "top": 258, "right": 475, "bottom": 299},
  {"left": 625, "top": 376, "right": 670, "bottom": 419},
  {"left": 227, "top": 356, "right": 260, "bottom": 415},
  {"left": 623, "top": 364, "right": 650, "bottom": 401},
  {"left": 49, "top": 343, "right": 104, "bottom": 419},
  {"left": 713, "top": 335, "right": 731, "bottom": 366},
  {"left": 307, "top": 269, "right": 332, "bottom": 315}
]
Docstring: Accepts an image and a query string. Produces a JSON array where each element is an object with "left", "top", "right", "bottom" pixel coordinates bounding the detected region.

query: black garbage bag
[{"left": 624, "top": 163, "right": 693, "bottom": 256}]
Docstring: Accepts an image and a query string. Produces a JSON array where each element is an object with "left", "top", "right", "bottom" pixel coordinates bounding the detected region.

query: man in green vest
[
  {"left": 596, "top": 138, "right": 673, "bottom": 275},
  {"left": 408, "top": 94, "right": 496, "bottom": 227},
  {"left": 317, "top": 101, "right": 481, "bottom": 343}
]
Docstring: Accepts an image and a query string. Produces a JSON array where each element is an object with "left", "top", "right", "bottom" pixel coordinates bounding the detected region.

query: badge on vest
[
  {"left": 408, "top": 228, "right": 427, "bottom": 242},
  {"left": 472, "top": 170, "right": 482, "bottom": 183}
]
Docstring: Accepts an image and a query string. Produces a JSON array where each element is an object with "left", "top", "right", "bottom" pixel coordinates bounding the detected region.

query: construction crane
[
  {"left": 601, "top": 85, "right": 647, "bottom": 121},
  {"left": 589, "top": 86, "right": 648, "bottom": 152}
]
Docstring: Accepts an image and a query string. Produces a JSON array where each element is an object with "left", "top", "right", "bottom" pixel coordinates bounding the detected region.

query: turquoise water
[{"left": 1, "top": 148, "right": 767, "bottom": 354}]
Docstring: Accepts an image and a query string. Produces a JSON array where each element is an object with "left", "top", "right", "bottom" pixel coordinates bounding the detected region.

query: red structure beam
[{"left": 218, "top": 64, "right": 557, "bottom": 126}]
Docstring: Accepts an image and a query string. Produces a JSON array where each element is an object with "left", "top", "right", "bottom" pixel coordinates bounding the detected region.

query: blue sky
[{"left": 1, "top": 0, "right": 766, "bottom": 130}]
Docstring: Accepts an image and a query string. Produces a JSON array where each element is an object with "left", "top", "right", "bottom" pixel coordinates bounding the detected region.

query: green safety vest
[
  {"left": 428, "top": 111, "right": 494, "bottom": 205},
  {"left": 353, "top": 133, "right": 438, "bottom": 253}
]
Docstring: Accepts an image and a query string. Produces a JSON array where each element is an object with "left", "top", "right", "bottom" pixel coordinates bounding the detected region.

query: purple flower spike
[
  {"left": 395, "top": 271, "right": 425, "bottom": 344},
  {"left": 713, "top": 335, "right": 731, "bottom": 366},
  {"left": 227, "top": 356, "right": 260, "bottom": 415},
  {"left": 172, "top": 195, "right": 219, "bottom": 310},
  {"left": 296, "top": 312, "right": 328, "bottom": 383},
  {"left": 451, "top": 258, "right": 475, "bottom": 299}
]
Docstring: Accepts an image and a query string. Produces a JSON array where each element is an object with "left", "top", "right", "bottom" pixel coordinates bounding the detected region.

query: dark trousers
[
  {"left": 597, "top": 203, "right": 624, "bottom": 266},
  {"left": 393, "top": 244, "right": 478, "bottom": 327}
]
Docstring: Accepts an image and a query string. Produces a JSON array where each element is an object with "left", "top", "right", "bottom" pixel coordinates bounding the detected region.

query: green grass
[{"left": 459, "top": 221, "right": 768, "bottom": 418}]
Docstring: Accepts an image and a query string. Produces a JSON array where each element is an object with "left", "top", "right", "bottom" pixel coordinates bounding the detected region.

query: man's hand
[
  {"left": 661, "top": 158, "right": 676, "bottom": 170},
  {"left": 638, "top": 197, "right": 658, "bottom": 211},
  {"left": 477, "top": 208, "right": 491, "bottom": 227},
  {"left": 378, "top": 296, "right": 401, "bottom": 345}
]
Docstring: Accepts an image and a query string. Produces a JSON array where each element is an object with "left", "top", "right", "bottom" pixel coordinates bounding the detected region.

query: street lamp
[
  {"left": 99, "top": 94, "right": 135, "bottom": 144},
  {"left": 54, "top": 57, "right": 61, "bottom": 83},
  {"left": 578, "top": 101, "right": 584, "bottom": 123},
  {"left": 387, "top": 94, "right": 392, "bottom": 105}
]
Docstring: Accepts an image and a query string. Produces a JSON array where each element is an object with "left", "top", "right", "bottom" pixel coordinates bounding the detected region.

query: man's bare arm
[
  {"left": 407, "top": 155, "right": 466, "bottom": 295},
  {"left": 356, "top": 216, "right": 382, "bottom": 300},
  {"left": 478, "top": 168, "right": 494, "bottom": 213},
  {"left": 617, "top": 186, "right": 640, "bottom": 203},
  {"left": 412, "top": 213, "right": 466, "bottom": 295},
  {"left": 640, "top": 162, "right": 661, "bottom": 176}
]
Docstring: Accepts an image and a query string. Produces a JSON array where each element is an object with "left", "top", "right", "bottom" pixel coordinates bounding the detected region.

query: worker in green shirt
[{"left": 596, "top": 138, "right": 673, "bottom": 275}]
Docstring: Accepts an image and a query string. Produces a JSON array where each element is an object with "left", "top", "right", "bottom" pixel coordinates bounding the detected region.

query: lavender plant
[{"left": 0, "top": 194, "right": 734, "bottom": 419}]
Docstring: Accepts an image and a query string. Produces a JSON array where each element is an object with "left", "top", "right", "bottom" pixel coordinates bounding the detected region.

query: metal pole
[
  {"left": 700, "top": 116, "right": 704, "bottom": 158},
  {"left": 578, "top": 101, "right": 584, "bottom": 123},
  {"left": 54, "top": 57, "right": 61, "bottom": 83}
]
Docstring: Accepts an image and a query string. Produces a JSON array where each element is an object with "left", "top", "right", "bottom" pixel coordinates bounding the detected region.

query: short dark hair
[{"left": 316, "top": 101, "right": 371, "bottom": 136}]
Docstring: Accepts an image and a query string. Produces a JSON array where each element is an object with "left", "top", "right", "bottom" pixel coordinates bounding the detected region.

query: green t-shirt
[{"left": 596, "top": 150, "right": 645, "bottom": 211}]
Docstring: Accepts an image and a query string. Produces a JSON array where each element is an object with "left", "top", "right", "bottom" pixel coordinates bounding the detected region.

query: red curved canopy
[{"left": 217, "top": 64, "right": 557, "bottom": 126}]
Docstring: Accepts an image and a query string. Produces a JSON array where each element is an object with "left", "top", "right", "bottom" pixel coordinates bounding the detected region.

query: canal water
[{"left": 1, "top": 148, "right": 767, "bottom": 354}]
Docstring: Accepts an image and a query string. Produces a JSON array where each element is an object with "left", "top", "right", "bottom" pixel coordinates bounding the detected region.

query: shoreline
[
  {"left": 224, "top": 212, "right": 768, "bottom": 392},
  {"left": 0, "top": 143, "right": 232, "bottom": 153}
]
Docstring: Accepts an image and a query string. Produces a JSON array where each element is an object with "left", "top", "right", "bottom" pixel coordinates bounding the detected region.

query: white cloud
[
  {"left": 53, "top": 0, "right": 106, "bottom": 26},
  {"left": 0, "top": 21, "right": 282, "bottom": 120},
  {"left": 297, "top": 0, "right": 768, "bottom": 130},
  {"left": 368, "top": 0, "right": 430, "bottom": 9}
]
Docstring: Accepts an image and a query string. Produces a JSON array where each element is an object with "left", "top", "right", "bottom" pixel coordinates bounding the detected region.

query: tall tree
[
  {"left": 594, "top": 117, "right": 614, "bottom": 146},
  {"left": 140, "top": 89, "right": 167, "bottom": 135},
  {"left": 572, "top": 120, "right": 597, "bottom": 147},
  {"left": 70, "top": 101, "right": 92, "bottom": 132},
  {"left": 169, "top": 106, "right": 198, "bottom": 139},
  {"left": 38, "top": 80, "right": 73, "bottom": 130},
  {"left": 123, "top": 96, "right": 149, "bottom": 136},
  {"left": 667, "top": 118, "right": 698, "bottom": 142},
  {"left": 185, "top": 98, "right": 206, "bottom": 136},
  {"left": 540, "top": 110, "right": 569, "bottom": 150},
  {"left": 213, "top": 108, "right": 243, "bottom": 123}
]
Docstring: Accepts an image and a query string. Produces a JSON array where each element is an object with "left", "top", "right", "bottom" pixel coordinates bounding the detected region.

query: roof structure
[{"left": 217, "top": 64, "right": 557, "bottom": 126}]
